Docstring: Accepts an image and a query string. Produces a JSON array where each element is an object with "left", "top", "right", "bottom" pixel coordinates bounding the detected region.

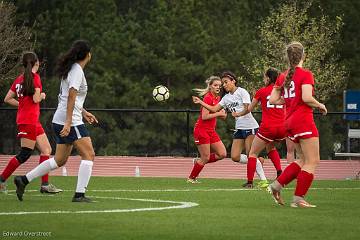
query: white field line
[
  {"left": 0, "top": 187, "right": 358, "bottom": 215},
  {"left": 0, "top": 195, "right": 198, "bottom": 216},
  {"left": 4, "top": 187, "right": 360, "bottom": 193}
]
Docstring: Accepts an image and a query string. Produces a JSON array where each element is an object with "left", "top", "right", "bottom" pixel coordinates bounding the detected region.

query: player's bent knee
[
  {"left": 219, "top": 152, "right": 227, "bottom": 159},
  {"left": 84, "top": 151, "right": 95, "bottom": 161},
  {"left": 16, "top": 147, "right": 33, "bottom": 163},
  {"left": 41, "top": 147, "right": 52, "bottom": 156},
  {"left": 231, "top": 156, "right": 240, "bottom": 162}
]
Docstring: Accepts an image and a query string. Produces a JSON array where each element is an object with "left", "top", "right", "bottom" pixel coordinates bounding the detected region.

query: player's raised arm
[{"left": 192, "top": 96, "right": 223, "bottom": 113}]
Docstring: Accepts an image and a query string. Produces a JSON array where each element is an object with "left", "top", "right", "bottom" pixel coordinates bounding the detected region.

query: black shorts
[
  {"left": 53, "top": 123, "right": 89, "bottom": 144},
  {"left": 233, "top": 128, "right": 258, "bottom": 139}
]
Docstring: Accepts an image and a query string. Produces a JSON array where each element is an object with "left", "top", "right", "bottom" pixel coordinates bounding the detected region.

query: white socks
[
  {"left": 256, "top": 159, "right": 267, "bottom": 180},
  {"left": 239, "top": 154, "right": 248, "bottom": 164},
  {"left": 75, "top": 160, "right": 93, "bottom": 193},
  {"left": 26, "top": 158, "right": 59, "bottom": 182}
]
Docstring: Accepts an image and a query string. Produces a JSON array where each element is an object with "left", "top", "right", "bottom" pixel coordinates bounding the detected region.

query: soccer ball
[{"left": 152, "top": 85, "right": 170, "bottom": 102}]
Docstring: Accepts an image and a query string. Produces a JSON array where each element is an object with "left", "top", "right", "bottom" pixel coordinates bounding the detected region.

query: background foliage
[{"left": 1, "top": 0, "right": 359, "bottom": 158}]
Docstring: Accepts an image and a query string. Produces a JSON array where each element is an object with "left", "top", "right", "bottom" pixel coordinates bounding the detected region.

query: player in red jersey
[
  {"left": 267, "top": 42, "right": 327, "bottom": 208},
  {"left": 239, "top": 68, "right": 285, "bottom": 188},
  {"left": 187, "top": 76, "right": 227, "bottom": 183},
  {"left": 0, "top": 52, "right": 62, "bottom": 194}
]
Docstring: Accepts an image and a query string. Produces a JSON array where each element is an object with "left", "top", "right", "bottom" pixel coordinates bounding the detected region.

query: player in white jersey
[
  {"left": 14, "top": 40, "right": 98, "bottom": 202},
  {"left": 192, "top": 71, "right": 268, "bottom": 188}
]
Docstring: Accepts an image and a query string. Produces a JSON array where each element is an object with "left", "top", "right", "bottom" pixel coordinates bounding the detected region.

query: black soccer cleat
[
  {"left": 72, "top": 196, "right": 93, "bottom": 203},
  {"left": 14, "top": 176, "right": 27, "bottom": 201},
  {"left": 242, "top": 182, "right": 254, "bottom": 188}
]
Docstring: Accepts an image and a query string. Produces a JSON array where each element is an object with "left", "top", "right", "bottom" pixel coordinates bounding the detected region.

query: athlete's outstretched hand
[
  {"left": 83, "top": 111, "right": 98, "bottom": 125},
  {"left": 192, "top": 96, "right": 201, "bottom": 104},
  {"left": 318, "top": 103, "right": 327, "bottom": 115}
]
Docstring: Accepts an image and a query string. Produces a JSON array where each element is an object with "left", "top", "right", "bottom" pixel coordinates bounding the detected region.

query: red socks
[
  {"left": 277, "top": 162, "right": 301, "bottom": 186},
  {"left": 189, "top": 162, "right": 204, "bottom": 179},
  {"left": 268, "top": 149, "right": 282, "bottom": 171},
  {"left": 0, "top": 156, "right": 21, "bottom": 181},
  {"left": 39, "top": 155, "right": 50, "bottom": 184},
  {"left": 246, "top": 157, "right": 257, "bottom": 182},
  {"left": 295, "top": 170, "right": 314, "bottom": 197},
  {"left": 207, "top": 153, "right": 217, "bottom": 163}
]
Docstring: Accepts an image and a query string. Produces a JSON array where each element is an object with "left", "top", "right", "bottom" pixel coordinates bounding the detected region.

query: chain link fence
[{"left": 0, "top": 108, "right": 359, "bottom": 159}]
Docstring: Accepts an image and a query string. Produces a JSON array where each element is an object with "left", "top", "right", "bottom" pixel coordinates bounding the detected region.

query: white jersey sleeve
[
  {"left": 52, "top": 63, "right": 88, "bottom": 126},
  {"left": 220, "top": 88, "right": 259, "bottom": 129},
  {"left": 239, "top": 88, "right": 251, "bottom": 104},
  {"left": 68, "top": 66, "right": 84, "bottom": 91}
]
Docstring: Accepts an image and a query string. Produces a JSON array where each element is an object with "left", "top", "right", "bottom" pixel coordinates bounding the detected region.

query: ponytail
[
  {"left": 284, "top": 42, "right": 304, "bottom": 89},
  {"left": 21, "top": 52, "right": 38, "bottom": 96},
  {"left": 56, "top": 40, "right": 91, "bottom": 80},
  {"left": 193, "top": 76, "right": 221, "bottom": 97},
  {"left": 265, "top": 67, "right": 280, "bottom": 86}
]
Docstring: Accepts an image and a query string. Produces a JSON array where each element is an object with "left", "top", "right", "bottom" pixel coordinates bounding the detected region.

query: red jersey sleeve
[
  {"left": 10, "top": 80, "right": 17, "bottom": 92},
  {"left": 254, "top": 88, "right": 262, "bottom": 100},
  {"left": 33, "top": 73, "right": 42, "bottom": 90},
  {"left": 275, "top": 73, "right": 285, "bottom": 89},
  {"left": 301, "top": 70, "right": 314, "bottom": 85}
]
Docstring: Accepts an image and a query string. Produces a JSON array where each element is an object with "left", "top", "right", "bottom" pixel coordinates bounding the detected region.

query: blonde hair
[
  {"left": 285, "top": 41, "right": 304, "bottom": 88},
  {"left": 193, "top": 76, "right": 221, "bottom": 97}
]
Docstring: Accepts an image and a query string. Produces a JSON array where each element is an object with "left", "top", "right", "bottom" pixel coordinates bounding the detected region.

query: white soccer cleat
[
  {"left": 186, "top": 178, "right": 201, "bottom": 184},
  {"left": 40, "top": 183, "right": 63, "bottom": 194},
  {"left": 290, "top": 199, "right": 317, "bottom": 208}
]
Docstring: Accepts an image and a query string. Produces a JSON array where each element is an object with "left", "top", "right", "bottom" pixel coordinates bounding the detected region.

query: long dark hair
[
  {"left": 265, "top": 67, "right": 280, "bottom": 86},
  {"left": 220, "top": 71, "right": 237, "bottom": 85},
  {"left": 56, "top": 40, "right": 91, "bottom": 80},
  {"left": 21, "top": 52, "right": 38, "bottom": 96},
  {"left": 285, "top": 41, "right": 304, "bottom": 88}
]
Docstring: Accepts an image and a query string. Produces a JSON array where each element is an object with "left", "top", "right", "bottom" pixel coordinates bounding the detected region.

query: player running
[
  {"left": 267, "top": 41, "right": 327, "bottom": 208},
  {"left": 187, "top": 76, "right": 227, "bottom": 183},
  {"left": 0, "top": 52, "right": 62, "bottom": 194},
  {"left": 239, "top": 67, "right": 285, "bottom": 188},
  {"left": 14, "top": 40, "right": 97, "bottom": 202}
]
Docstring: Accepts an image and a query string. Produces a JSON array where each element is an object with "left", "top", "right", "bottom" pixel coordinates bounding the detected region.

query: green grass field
[{"left": 0, "top": 176, "right": 359, "bottom": 240}]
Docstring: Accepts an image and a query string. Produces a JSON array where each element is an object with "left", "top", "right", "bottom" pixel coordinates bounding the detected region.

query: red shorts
[
  {"left": 286, "top": 116, "right": 319, "bottom": 143},
  {"left": 17, "top": 122, "right": 45, "bottom": 141},
  {"left": 256, "top": 125, "right": 286, "bottom": 143},
  {"left": 193, "top": 127, "right": 221, "bottom": 145}
]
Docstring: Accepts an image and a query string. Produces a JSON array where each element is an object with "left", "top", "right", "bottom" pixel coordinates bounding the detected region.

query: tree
[
  {"left": 240, "top": 0, "right": 348, "bottom": 159},
  {"left": 0, "top": 1, "right": 33, "bottom": 154},
  {"left": 240, "top": 1, "right": 347, "bottom": 103},
  {"left": 0, "top": 1, "right": 32, "bottom": 98}
]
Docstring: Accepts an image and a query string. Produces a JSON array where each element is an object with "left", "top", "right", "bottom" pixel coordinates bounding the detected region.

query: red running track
[{"left": 0, "top": 155, "right": 359, "bottom": 180}]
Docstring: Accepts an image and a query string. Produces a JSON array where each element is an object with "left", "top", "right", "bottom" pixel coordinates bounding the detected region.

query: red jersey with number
[
  {"left": 254, "top": 84, "right": 285, "bottom": 128},
  {"left": 195, "top": 92, "right": 220, "bottom": 130},
  {"left": 275, "top": 67, "right": 314, "bottom": 120},
  {"left": 10, "top": 73, "right": 42, "bottom": 124}
]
